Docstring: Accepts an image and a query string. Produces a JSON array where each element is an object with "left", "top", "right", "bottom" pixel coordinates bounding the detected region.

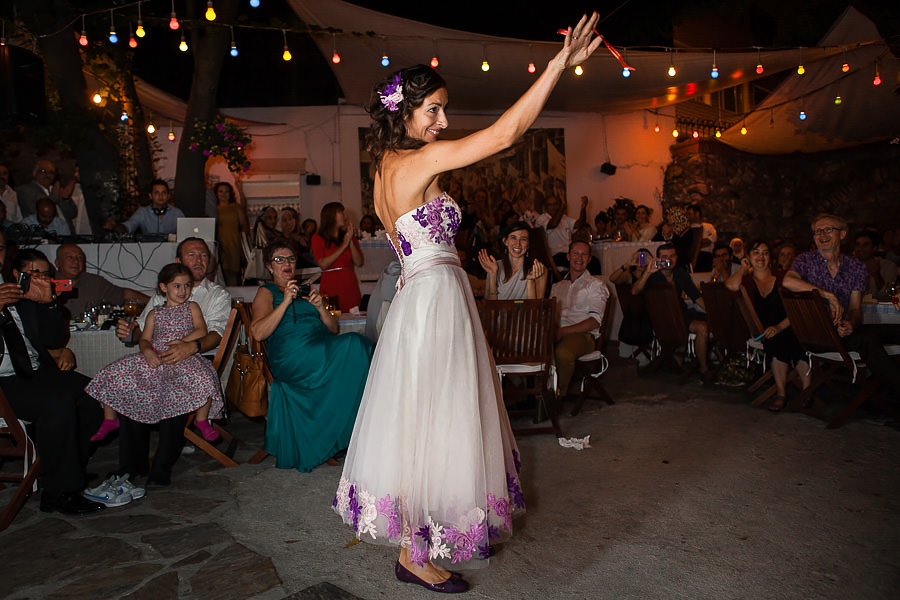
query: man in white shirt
[
  {"left": 115, "top": 237, "right": 231, "bottom": 485},
  {"left": 550, "top": 239, "right": 609, "bottom": 397},
  {"left": 535, "top": 196, "right": 576, "bottom": 267},
  {"left": 0, "top": 164, "right": 21, "bottom": 223}
]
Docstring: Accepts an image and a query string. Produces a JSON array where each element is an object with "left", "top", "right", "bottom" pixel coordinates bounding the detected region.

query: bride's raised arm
[{"left": 412, "top": 12, "right": 602, "bottom": 176}]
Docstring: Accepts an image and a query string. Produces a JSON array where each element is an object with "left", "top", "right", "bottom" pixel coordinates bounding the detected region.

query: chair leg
[
  {"left": 826, "top": 380, "right": 880, "bottom": 429},
  {"left": 182, "top": 414, "right": 240, "bottom": 468},
  {"left": 248, "top": 449, "right": 270, "bottom": 464},
  {"left": 0, "top": 457, "right": 40, "bottom": 532}
]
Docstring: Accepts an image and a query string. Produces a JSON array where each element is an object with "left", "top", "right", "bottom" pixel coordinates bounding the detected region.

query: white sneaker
[
  {"left": 181, "top": 444, "right": 196, "bottom": 455},
  {"left": 111, "top": 474, "right": 146, "bottom": 500},
  {"left": 83, "top": 478, "right": 133, "bottom": 507}
]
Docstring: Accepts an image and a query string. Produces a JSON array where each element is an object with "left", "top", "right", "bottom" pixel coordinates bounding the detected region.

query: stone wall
[{"left": 662, "top": 139, "right": 900, "bottom": 248}]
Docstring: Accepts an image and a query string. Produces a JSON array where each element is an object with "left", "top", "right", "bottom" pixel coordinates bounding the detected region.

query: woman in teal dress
[{"left": 250, "top": 240, "right": 374, "bottom": 472}]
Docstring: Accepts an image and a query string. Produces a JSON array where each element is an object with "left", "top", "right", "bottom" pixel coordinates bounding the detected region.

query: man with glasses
[
  {"left": 708, "top": 243, "right": 737, "bottom": 282},
  {"left": 16, "top": 159, "right": 76, "bottom": 222},
  {"left": 0, "top": 164, "right": 21, "bottom": 223},
  {"left": 21, "top": 197, "right": 71, "bottom": 237},
  {"left": 784, "top": 213, "right": 900, "bottom": 403}
]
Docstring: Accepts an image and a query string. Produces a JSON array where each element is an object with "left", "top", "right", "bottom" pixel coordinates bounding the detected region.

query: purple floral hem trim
[{"left": 333, "top": 471, "right": 525, "bottom": 566}]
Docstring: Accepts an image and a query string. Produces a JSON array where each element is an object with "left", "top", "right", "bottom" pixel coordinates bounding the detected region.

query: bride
[{"left": 333, "top": 13, "right": 602, "bottom": 593}]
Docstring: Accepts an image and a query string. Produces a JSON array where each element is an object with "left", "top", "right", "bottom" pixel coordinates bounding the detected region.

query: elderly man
[
  {"left": 17, "top": 159, "right": 76, "bottom": 221},
  {"left": 115, "top": 236, "right": 230, "bottom": 485},
  {"left": 551, "top": 239, "right": 609, "bottom": 398},
  {"left": 0, "top": 163, "right": 21, "bottom": 223},
  {"left": 55, "top": 244, "right": 149, "bottom": 318},
  {"left": 783, "top": 213, "right": 900, "bottom": 401},
  {"left": 0, "top": 232, "right": 105, "bottom": 514},
  {"left": 106, "top": 179, "right": 184, "bottom": 236},
  {"left": 853, "top": 230, "right": 898, "bottom": 299},
  {"left": 21, "top": 197, "right": 71, "bottom": 237},
  {"left": 632, "top": 243, "right": 712, "bottom": 381}
]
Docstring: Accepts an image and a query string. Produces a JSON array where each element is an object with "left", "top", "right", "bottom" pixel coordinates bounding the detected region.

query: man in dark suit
[
  {"left": 16, "top": 159, "right": 76, "bottom": 221},
  {"left": 0, "top": 237, "right": 104, "bottom": 514}
]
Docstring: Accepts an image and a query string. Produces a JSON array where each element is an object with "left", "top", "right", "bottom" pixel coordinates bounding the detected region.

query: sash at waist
[{"left": 397, "top": 255, "right": 461, "bottom": 291}]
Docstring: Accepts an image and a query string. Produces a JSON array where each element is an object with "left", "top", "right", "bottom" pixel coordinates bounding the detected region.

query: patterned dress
[
  {"left": 334, "top": 194, "right": 523, "bottom": 570},
  {"left": 86, "top": 302, "right": 224, "bottom": 424}
]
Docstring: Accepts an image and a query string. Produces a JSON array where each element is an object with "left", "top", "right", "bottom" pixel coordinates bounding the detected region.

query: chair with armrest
[
  {"left": 182, "top": 306, "right": 245, "bottom": 467},
  {"left": 780, "top": 289, "right": 900, "bottom": 428},
  {"left": 477, "top": 298, "right": 561, "bottom": 437},
  {"left": 0, "top": 389, "right": 40, "bottom": 531},
  {"left": 642, "top": 281, "right": 698, "bottom": 383},
  {"left": 570, "top": 277, "right": 616, "bottom": 416}
]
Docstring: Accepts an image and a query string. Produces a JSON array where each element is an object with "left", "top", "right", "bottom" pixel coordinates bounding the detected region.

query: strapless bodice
[{"left": 388, "top": 193, "right": 460, "bottom": 261}]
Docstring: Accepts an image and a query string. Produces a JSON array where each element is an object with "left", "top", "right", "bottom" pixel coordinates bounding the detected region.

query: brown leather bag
[{"left": 225, "top": 335, "right": 268, "bottom": 418}]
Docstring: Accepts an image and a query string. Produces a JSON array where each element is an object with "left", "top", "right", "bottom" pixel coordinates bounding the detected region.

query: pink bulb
[
  {"left": 430, "top": 56, "right": 439, "bottom": 68},
  {"left": 332, "top": 52, "right": 340, "bottom": 64},
  {"left": 78, "top": 34, "right": 88, "bottom": 46},
  {"left": 755, "top": 64, "right": 764, "bottom": 75},
  {"left": 169, "top": 17, "right": 180, "bottom": 31},
  {"left": 527, "top": 62, "right": 536, "bottom": 74},
  {"left": 873, "top": 75, "right": 882, "bottom": 86}
]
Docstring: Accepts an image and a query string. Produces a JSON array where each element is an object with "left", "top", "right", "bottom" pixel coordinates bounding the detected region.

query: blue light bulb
[
  {"left": 230, "top": 46, "right": 238, "bottom": 57},
  {"left": 249, "top": 0, "right": 260, "bottom": 7},
  {"left": 109, "top": 33, "right": 118, "bottom": 44},
  {"left": 622, "top": 68, "right": 630, "bottom": 78},
  {"left": 381, "top": 55, "right": 390, "bottom": 67},
  {"left": 799, "top": 111, "right": 807, "bottom": 121},
  {"left": 711, "top": 67, "right": 719, "bottom": 79}
]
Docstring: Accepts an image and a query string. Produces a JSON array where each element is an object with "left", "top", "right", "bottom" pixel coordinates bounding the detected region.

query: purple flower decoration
[
  {"left": 487, "top": 524, "right": 501, "bottom": 540},
  {"left": 507, "top": 473, "right": 525, "bottom": 510},
  {"left": 512, "top": 449, "right": 522, "bottom": 474},
  {"left": 348, "top": 485, "right": 361, "bottom": 531},
  {"left": 376, "top": 494, "right": 402, "bottom": 540},
  {"left": 202, "top": 150, "right": 211, "bottom": 157},
  {"left": 216, "top": 123, "right": 225, "bottom": 132},
  {"left": 478, "top": 542, "right": 492, "bottom": 560},
  {"left": 379, "top": 73, "right": 404, "bottom": 112},
  {"left": 398, "top": 231, "right": 412, "bottom": 257},
  {"left": 410, "top": 539, "right": 428, "bottom": 566},
  {"left": 444, "top": 523, "right": 486, "bottom": 564}
]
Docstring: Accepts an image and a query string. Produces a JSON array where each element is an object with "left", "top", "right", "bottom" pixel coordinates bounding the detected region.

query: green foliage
[{"left": 188, "top": 116, "right": 252, "bottom": 173}]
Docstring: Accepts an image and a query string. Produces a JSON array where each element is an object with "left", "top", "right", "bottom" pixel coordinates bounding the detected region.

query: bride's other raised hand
[{"left": 555, "top": 12, "right": 603, "bottom": 70}]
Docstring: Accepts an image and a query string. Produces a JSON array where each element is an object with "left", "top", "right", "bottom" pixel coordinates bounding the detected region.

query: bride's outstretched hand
[{"left": 555, "top": 12, "right": 603, "bottom": 70}]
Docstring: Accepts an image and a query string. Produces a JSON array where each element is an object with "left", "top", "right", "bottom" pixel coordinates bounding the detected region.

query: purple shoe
[{"left": 394, "top": 561, "right": 469, "bottom": 594}]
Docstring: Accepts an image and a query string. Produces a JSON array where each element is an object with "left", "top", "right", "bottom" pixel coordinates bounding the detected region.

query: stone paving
[{"left": 2, "top": 355, "right": 899, "bottom": 599}]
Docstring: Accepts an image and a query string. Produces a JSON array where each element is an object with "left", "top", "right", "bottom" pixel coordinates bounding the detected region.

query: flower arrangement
[{"left": 188, "top": 115, "right": 252, "bottom": 173}]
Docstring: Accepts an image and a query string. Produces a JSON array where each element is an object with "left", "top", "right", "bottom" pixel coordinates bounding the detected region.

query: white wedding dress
[{"left": 334, "top": 193, "right": 523, "bottom": 569}]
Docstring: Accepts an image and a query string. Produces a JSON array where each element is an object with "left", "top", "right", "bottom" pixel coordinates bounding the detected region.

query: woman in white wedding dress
[{"left": 333, "top": 13, "right": 602, "bottom": 593}]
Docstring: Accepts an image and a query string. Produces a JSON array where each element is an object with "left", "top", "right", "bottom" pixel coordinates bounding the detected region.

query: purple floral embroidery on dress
[
  {"left": 478, "top": 542, "right": 492, "bottom": 560},
  {"left": 376, "top": 494, "right": 402, "bottom": 540},
  {"left": 413, "top": 197, "right": 456, "bottom": 246},
  {"left": 487, "top": 524, "right": 501, "bottom": 540},
  {"left": 487, "top": 493, "right": 512, "bottom": 530},
  {"left": 445, "top": 203, "right": 460, "bottom": 236},
  {"left": 397, "top": 231, "right": 412, "bottom": 257},
  {"left": 507, "top": 473, "right": 525, "bottom": 509},
  {"left": 444, "top": 523, "right": 487, "bottom": 564},
  {"left": 348, "top": 485, "right": 361, "bottom": 531},
  {"left": 410, "top": 537, "right": 429, "bottom": 566},
  {"left": 512, "top": 449, "right": 522, "bottom": 474}
]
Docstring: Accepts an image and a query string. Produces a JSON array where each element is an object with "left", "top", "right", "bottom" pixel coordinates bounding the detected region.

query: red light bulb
[
  {"left": 755, "top": 64, "right": 764, "bottom": 75},
  {"left": 169, "top": 15, "right": 180, "bottom": 30},
  {"left": 332, "top": 52, "right": 340, "bottom": 64},
  {"left": 841, "top": 63, "right": 849, "bottom": 72},
  {"left": 431, "top": 56, "right": 439, "bottom": 68},
  {"left": 129, "top": 36, "right": 137, "bottom": 48},
  {"left": 78, "top": 34, "right": 88, "bottom": 46},
  {"left": 527, "top": 62, "right": 536, "bottom": 74},
  {"left": 873, "top": 75, "right": 882, "bottom": 86}
]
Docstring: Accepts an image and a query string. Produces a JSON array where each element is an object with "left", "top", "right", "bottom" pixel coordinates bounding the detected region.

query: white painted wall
[{"left": 155, "top": 105, "right": 675, "bottom": 229}]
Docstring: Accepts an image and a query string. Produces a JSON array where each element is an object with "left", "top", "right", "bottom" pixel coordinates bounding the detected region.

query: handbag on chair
[
  {"left": 225, "top": 328, "right": 268, "bottom": 418},
  {"left": 241, "top": 227, "right": 272, "bottom": 283}
]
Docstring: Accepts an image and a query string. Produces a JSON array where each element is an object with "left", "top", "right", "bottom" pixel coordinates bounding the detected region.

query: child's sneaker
[
  {"left": 194, "top": 419, "right": 219, "bottom": 442},
  {"left": 83, "top": 477, "right": 132, "bottom": 507},
  {"left": 90, "top": 418, "right": 120, "bottom": 442}
]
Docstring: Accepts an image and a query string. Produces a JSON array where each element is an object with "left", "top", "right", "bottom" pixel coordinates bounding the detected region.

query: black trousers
[
  {"left": 118, "top": 412, "right": 189, "bottom": 481},
  {"left": 0, "top": 367, "right": 102, "bottom": 494},
  {"left": 847, "top": 325, "right": 900, "bottom": 400}
]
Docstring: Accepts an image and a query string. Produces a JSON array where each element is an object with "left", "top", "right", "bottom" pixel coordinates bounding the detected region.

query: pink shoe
[
  {"left": 195, "top": 420, "right": 219, "bottom": 442},
  {"left": 90, "top": 418, "right": 120, "bottom": 442}
]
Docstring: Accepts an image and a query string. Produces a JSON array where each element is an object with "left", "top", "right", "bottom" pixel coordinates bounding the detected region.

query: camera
[
  {"left": 298, "top": 282, "right": 311, "bottom": 298},
  {"left": 17, "top": 271, "right": 30, "bottom": 294},
  {"left": 655, "top": 259, "right": 671, "bottom": 269},
  {"left": 638, "top": 252, "right": 647, "bottom": 266}
]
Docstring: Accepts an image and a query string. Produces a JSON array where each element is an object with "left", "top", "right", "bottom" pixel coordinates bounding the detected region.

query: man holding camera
[{"left": 632, "top": 243, "right": 712, "bottom": 380}]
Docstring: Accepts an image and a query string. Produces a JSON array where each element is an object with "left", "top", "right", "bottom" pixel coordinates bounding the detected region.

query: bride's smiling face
[{"left": 404, "top": 88, "right": 449, "bottom": 143}]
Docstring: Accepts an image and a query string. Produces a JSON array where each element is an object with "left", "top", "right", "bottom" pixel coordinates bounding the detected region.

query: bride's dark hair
[{"left": 365, "top": 64, "right": 447, "bottom": 173}]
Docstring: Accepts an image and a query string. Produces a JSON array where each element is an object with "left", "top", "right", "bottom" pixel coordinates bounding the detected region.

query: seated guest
[
  {"left": 21, "top": 197, "right": 71, "bottom": 237},
  {"left": 594, "top": 211, "right": 612, "bottom": 238},
  {"left": 632, "top": 243, "right": 712, "bottom": 381},
  {"left": 17, "top": 158, "right": 76, "bottom": 222},
  {"left": 250, "top": 241, "right": 374, "bottom": 472},
  {"left": 783, "top": 213, "right": 900, "bottom": 402},
  {"left": 478, "top": 221, "right": 548, "bottom": 300},
  {"left": 709, "top": 243, "right": 738, "bottom": 282},
  {"left": 610, "top": 249, "right": 654, "bottom": 350},
  {"left": 774, "top": 241, "right": 797, "bottom": 271},
  {"left": 610, "top": 249, "right": 650, "bottom": 286},
  {"left": 55, "top": 243, "right": 149, "bottom": 318},
  {"left": 358, "top": 214, "right": 378, "bottom": 238},
  {"left": 0, "top": 238, "right": 105, "bottom": 514},
  {"left": 853, "top": 230, "right": 898, "bottom": 299},
  {"left": 536, "top": 196, "right": 576, "bottom": 267},
  {"left": 730, "top": 237, "right": 746, "bottom": 265},
  {"left": 105, "top": 179, "right": 184, "bottom": 236},
  {"left": 687, "top": 203, "right": 717, "bottom": 272},
  {"left": 625, "top": 204, "right": 657, "bottom": 243},
  {"left": 550, "top": 239, "right": 609, "bottom": 398},
  {"left": 725, "top": 240, "right": 810, "bottom": 411}
]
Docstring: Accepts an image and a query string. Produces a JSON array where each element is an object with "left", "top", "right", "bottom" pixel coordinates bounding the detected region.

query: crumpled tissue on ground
[{"left": 558, "top": 435, "right": 591, "bottom": 450}]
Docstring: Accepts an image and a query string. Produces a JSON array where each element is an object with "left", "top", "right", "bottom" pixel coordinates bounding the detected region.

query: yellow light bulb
[
  {"left": 672, "top": 128, "right": 679, "bottom": 138},
  {"left": 740, "top": 126, "right": 748, "bottom": 135},
  {"left": 481, "top": 60, "right": 490, "bottom": 72},
  {"left": 667, "top": 65, "right": 676, "bottom": 77},
  {"left": 179, "top": 39, "right": 188, "bottom": 52},
  {"left": 797, "top": 64, "right": 805, "bottom": 75},
  {"left": 205, "top": 1, "right": 216, "bottom": 21},
  {"left": 136, "top": 25, "right": 145, "bottom": 38},
  {"left": 92, "top": 93, "right": 102, "bottom": 104},
  {"left": 574, "top": 65, "right": 583, "bottom": 76},
  {"left": 715, "top": 129, "right": 722, "bottom": 138},
  {"left": 168, "top": 130, "right": 175, "bottom": 142},
  {"left": 283, "top": 49, "right": 292, "bottom": 61},
  {"left": 147, "top": 123, "right": 156, "bottom": 134}
]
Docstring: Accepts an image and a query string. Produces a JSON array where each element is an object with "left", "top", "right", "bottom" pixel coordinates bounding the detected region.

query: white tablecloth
[
  {"left": 862, "top": 302, "right": 900, "bottom": 325},
  {"left": 591, "top": 241, "right": 663, "bottom": 276},
  {"left": 357, "top": 237, "right": 396, "bottom": 282}
]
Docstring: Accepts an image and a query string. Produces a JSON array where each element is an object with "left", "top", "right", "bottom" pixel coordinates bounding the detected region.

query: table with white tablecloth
[
  {"left": 862, "top": 302, "right": 900, "bottom": 325},
  {"left": 591, "top": 240, "right": 664, "bottom": 277},
  {"left": 357, "top": 237, "right": 396, "bottom": 282}
]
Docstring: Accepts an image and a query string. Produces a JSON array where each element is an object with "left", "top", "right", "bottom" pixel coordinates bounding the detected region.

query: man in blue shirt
[{"left": 105, "top": 179, "right": 184, "bottom": 236}]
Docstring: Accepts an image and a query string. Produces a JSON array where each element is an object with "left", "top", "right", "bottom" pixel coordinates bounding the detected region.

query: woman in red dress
[{"left": 311, "top": 202, "right": 364, "bottom": 312}]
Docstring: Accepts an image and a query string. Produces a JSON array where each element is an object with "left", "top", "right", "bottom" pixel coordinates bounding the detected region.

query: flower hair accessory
[{"left": 379, "top": 73, "right": 404, "bottom": 112}]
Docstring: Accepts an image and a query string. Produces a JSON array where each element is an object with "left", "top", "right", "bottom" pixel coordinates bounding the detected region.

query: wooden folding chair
[
  {"left": 642, "top": 281, "right": 698, "bottom": 383},
  {"left": 614, "top": 282, "right": 654, "bottom": 363},
  {"left": 700, "top": 281, "right": 748, "bottom": 378},
  {"left": 0, "top": 389, "right": 40, "bottom": 531},
  {"left": 570, "top": 277, "right": 616, "bottom": 416},
  {"left": 780, "top": 289, "right": 900, "bottom": 428},
  {"left": 478, "top": 298, "right": 562, "bottom": 436},
  {"left": 182, "top": 306, "right": 246, "bottom": 467}
]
